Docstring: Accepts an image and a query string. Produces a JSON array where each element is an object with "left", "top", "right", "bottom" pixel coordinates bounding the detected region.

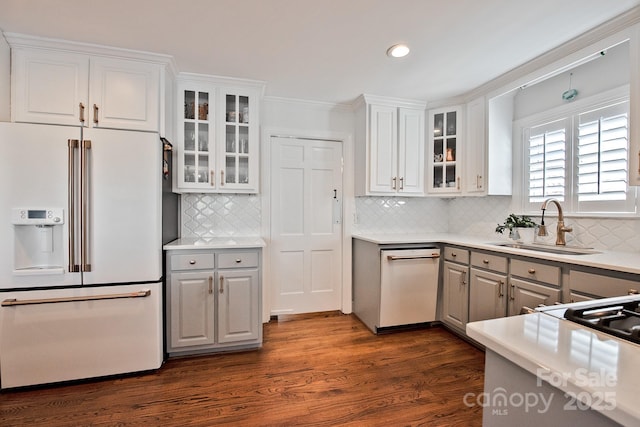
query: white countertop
[
  {"left": 466, "top": 313, "right": 640, "bottom": 426},
  {"left": 163, "top": 237, "right": 266, "bottom": 250},
  {"left": 351, "top": 232, "right": 640, "bottom": 275}
]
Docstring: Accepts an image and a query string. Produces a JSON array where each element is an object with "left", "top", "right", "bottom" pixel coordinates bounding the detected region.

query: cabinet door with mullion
[
  {"left": 176, "top": 81, "right": 215, "bottom": 190},
  {"left": 218, "top": 88, "right": 259, "bottom": 193}
]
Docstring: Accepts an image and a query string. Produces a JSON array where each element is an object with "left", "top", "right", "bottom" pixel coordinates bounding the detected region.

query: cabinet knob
[
  {"left": 483, "top": 259, "right": 489, "bottom": 264},
  {"left": 528, "top": 268, "right": 536, "bottom": 274},
  {"left": 189, "top": 260, "right": 196, "bottom": 265},
  {"left": 235, "top": 258, "right": 242, "bottom": 263},
  {"left": 629, "top": 289, "right": 639, "bottom": 295}
]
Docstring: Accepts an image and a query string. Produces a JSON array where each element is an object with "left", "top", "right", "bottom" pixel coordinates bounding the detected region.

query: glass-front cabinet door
[
  {"left": 218, "top": 88, "right": 258, "bottom": 192},
  {"left": 174, "top": 77, "right": 262, "bottom": 193},
  {"left": 178, "top": 83, "right": 215, "bottom": 190},
  {"left": 429, "top": 106, "right": 462, "bottom": 193}
]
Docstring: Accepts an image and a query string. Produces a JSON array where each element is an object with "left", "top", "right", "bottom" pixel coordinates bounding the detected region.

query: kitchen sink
[{"left": 491, "top": 242, "right": 601, "bottom": 255}]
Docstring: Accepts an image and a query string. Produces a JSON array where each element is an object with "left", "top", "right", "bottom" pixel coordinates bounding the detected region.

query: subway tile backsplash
[{"left": 181, "top": 193, "right": 640, "bottom": 253}]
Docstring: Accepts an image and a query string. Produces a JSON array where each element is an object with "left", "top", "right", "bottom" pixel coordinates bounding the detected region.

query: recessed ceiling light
[{"left": 387, "top": 44, "right": 410, "bottom": 58}]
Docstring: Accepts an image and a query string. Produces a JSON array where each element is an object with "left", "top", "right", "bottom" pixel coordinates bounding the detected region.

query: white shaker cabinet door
[
  {"left": 368, "top": 104, "right": 398, "bottom": 193},
  {"left": 89, "top": 57, "right": 160, "bottom": 132},
  {"left": 12, "top": 49, "right": 89, "bottom": 126},
  {"left": 397, "top": 107, "right": 425, "bottom": 195}
]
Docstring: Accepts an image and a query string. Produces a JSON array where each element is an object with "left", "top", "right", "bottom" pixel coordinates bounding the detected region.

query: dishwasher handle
[{"left": 387, "top": 253, "right": 440, "bottom": 261}]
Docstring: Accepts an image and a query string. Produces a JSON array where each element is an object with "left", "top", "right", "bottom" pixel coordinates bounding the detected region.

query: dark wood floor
[{"left": 0, "top": 312, "right": 486, "bottom": 426}]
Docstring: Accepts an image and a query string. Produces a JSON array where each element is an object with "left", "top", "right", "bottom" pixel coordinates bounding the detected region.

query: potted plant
[{"left": 495, "top": 214, "right": 538, "bottom": 243}]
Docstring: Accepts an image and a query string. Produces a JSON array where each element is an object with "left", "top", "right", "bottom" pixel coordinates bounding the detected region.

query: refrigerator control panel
[{"left": 12, "top": 208, "right": 64, "bottom": 225}]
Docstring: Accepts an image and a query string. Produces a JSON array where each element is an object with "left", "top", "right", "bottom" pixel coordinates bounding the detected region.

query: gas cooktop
[{"left": 564, "top": 297, "right": 640, "bottom": 345}]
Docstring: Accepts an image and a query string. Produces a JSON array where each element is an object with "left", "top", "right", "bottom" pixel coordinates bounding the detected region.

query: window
[{"left": 522, "top": 92, "right": 637, "bottom": 215}]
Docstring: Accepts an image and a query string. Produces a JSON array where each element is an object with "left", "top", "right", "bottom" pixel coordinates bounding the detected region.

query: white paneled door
[{"left": 270, "top": 137, "right": 343, "bottom": 315}]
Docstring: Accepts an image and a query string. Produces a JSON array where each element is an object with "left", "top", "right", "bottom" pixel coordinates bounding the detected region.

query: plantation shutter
[
  {"left": 528, "top": 120, "right": 567, "bottom": 204},
  {"left": 577, "top": 101, "right": 629, "bottom": 202}
]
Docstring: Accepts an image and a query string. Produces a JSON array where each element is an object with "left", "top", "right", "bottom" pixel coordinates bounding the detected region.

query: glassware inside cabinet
[
  {"left": 184, "top": 122, "right": 195, "bottom": 151},
  {"left": 446, "top": 111, "right": 457, "bottom": 135},
  {"left": 198, "top": 92, "right": 209, "bottom": 120},
  {"left": 239, "top": 127, "right": 249, "bottom": 154},
  {"left": 197, "top": 154, "right": 209, "bottom": 183},
  {"left": 433, "top": 113, "right": 444, "bottom": 137},
  {"left": 184, "top": 153, "right": 195, "bottom": 183},
  {"left": 184, "top": 91, "right": 195, "bottom": 119},
  {"left": 238, "top": 157, "right": 249, "bottom": 184},
  {"left": 226, "top": 94, "right": 237, "bottom": 123},
  {"left": 225, "top": 156, "right": 236, "bottom": 184},
  {"left": 198, "top": 124, "right": 209, "bottom": 152}
]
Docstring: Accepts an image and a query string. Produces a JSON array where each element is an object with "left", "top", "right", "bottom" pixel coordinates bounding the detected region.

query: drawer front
[
  {"left": 218, "top": 251, "right": 259, "bottom": 269},
  {"left": 470, "top": 252, "right": 508, "bottom": 274},
  {"left": 444, "top": 246, "right": 469, "bottom": 264},
  {"left": 569, "top": 270, "right": 640, "bottom": 298},
  {"left": 510, "top": 259, "right": 560, "bottom": 287},
  {"left": 170, "top": 253, "right": 215, "bottom": 271}
]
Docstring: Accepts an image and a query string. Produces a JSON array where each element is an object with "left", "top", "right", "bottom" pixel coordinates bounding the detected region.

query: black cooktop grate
[{"left": 564, "top": 300, "right": 640, "bottom": 344}]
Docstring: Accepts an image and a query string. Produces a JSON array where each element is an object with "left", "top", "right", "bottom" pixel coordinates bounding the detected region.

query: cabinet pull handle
[
  {"left": 457, "top": 177, "right": 460, "bottom": 190},
  {"left": 528, "top": 268, "right": 536, "bottom": 274},
  {"left": 498, "top": 280, "right": 504, "bottom": 297},
  {"left": 451, "top": 252, "right": 457, "bottom": 257},
  {"left": 629, "top": 289, "right": 639, "bottom": 295},
  {"left": 210, "top": 170, "right": 215, "bottom": 186},
  {"left": 638, "top": 151, "right": 640, "bottom": 175},
  {"left": 509, "top": 283, "right": 515, "bottom": 300},
  {"left": 221, "top": 170, "right": 224, "bottom": 186},
  {"left": 79, "top": 103, "right": 85, "bottom": 123},
  {"left": 392, "top": 177, "right": 396, "bottom": 190},
  {"left": 399, "top": 177, "right": 404, "bottom": 190},
  {"left": 477, "top": 175, "right": 482, "bottom": 189},
  {"left": 219, "top": 275, "right": 224, "bottom": 293},
  {"left": 189, "top": 259, "right": 196, "bottom": 265},
  {"left": 93, "top": 104, "right": 99, "bottom": 125},
  {"left": 208, "top": 276, "right": 213, "bottom": 294}
]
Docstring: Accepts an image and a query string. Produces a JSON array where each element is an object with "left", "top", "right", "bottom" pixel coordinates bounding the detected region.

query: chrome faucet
[{"left": 538, "top": 198, "right": 572, "bottom": 245}]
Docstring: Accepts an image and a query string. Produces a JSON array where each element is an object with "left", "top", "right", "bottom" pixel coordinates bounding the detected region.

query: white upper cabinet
[
  {"left": 428, "top": 106, "right": 462, "bottom": 194},
  {"left": 464, "top": 97, "right": 486, "bottom": 194},
  {"left": 355, "top": 95, "right": 426, "bottom": 196},
  {"left": 174, "top": 74, "right": 264, "bottom": 194},
  {"left": 9, "top": 39, "right": 165, "bottom": 132},
  {"left": 88, "top": 57, "right": 160, "bottom": 131}
]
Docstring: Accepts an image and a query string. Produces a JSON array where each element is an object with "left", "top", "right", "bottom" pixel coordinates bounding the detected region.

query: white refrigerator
[{"left": 0, "top": 122, "right": 164, "bottom": 388}]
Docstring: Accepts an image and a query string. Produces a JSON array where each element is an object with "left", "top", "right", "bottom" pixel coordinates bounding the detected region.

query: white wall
[
  {"left": 0, "top": 33, "right": 10, "bottom": 122},
  {"left": 513, "top": 41, "right": 629, "bottom": 120}
]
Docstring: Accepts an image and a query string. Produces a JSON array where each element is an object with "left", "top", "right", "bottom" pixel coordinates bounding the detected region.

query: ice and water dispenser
[{"left": 11, "top": 208, "right": 65, "bottom": 274}]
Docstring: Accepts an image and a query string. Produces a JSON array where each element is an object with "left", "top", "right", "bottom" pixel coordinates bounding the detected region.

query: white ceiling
[{"left": 1, "top": 0, "right": 639, "bottom": 105}]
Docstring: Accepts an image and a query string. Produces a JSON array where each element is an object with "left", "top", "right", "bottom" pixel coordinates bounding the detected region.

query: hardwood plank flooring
[{"left": 0, "top": 312, "right": 485, "bottom": 426}]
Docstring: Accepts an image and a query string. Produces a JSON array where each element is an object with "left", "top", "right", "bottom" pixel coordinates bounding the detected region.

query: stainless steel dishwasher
[{"left": 379, "top": 248, "right": 440, "bottom": 328}]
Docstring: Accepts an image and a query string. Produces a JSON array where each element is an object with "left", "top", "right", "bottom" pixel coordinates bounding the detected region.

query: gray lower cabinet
[
  {"left": 166, "top": 248, "right": 262, "bottom": 357},
  {"left": 442, "top": 246, "right": 470, "bottom": 331},
  {"left": 469, "top": 251, "right": 508, "bottom": 322},
  {"left": 508, "top": 258, "right": 561, "bottom": 315},
  {"left": 569, "top": 268, "right": 640, "bottom": 300}
]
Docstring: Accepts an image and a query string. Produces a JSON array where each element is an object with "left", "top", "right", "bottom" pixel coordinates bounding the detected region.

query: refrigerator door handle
[
  {"left": 81, "top": 139, "right": 92, "bottom": 272},
  {"left": 68, "top": 139, "right": 80, "bottom": 273}
]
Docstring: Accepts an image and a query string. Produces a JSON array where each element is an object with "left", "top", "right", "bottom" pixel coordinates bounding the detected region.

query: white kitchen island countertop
[
  {"left": 351, "top": 232, "right": 640, "bottom": 275},
  {"left": 466, "top": 313, "right": 640, "bottom": 426},
  {"left": 163, "top": 237, "right": 266, "bottom": 250}
]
